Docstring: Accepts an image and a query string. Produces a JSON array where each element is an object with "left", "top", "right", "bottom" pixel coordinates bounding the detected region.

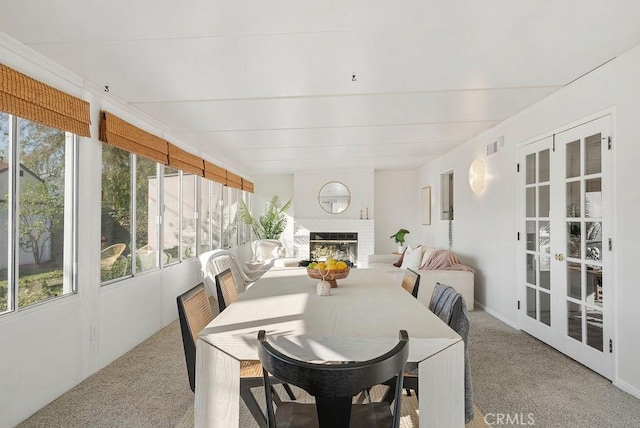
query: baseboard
[
  {"left": 614, "top": 377, "right": 640, "bottom": 400},
  {"left": 474, "top": 301, "right": 519, "bottom": 330}
]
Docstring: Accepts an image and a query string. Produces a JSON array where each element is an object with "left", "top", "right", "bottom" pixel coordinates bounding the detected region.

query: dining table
[{"left": 195, "top": 267, "right": 465, "bottom": 427}]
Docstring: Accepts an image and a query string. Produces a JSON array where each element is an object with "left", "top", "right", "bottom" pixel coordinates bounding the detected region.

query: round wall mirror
[{"left": 318, "top": 181, "right": 351, "bottom": 214}]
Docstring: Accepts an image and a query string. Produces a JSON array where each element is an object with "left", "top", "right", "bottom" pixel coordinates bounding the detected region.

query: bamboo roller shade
[
  {"left": 204, "top": 161, "right": 227, "bottom": 185},
  {"left": 98, "top": 111, "right": 254, "bottom": 192},
  {"left": 168, "top": 143, "right": 204, "bottom": 176},
  {"left": 99, "top": 111, "right": 169, "bottom": 164},
  {"left": 0, "top": 63, "right": 91, "bottom": 137},
  {"left": 226, "top": 171, "right": 242, "bottom": 189},
  {"left": 242, "top": 178, "right": 254, "bottom": 193}
]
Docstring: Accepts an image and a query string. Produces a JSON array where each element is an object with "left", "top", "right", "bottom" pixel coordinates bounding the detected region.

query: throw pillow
[
  {"left": 420, "top": 246, "right": 437, "bottom": 268},
  {"left": 393, "top": 247, "right": 407, "bottom": 267},
  {"left": 400, "top": 245, "right": 424, "bottom": 270}
]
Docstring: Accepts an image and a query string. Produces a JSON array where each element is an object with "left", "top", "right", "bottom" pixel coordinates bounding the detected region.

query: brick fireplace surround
[{"left": 293, "top": 219, "right": 375, "bottom": 267}]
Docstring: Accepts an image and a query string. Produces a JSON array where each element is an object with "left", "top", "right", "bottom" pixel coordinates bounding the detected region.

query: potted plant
[
  {"left": 390, "top": 228, "right": 410, "bottom": 253},
  {"left": 239, "top": 195, "right": 292, "bottom": 240}
]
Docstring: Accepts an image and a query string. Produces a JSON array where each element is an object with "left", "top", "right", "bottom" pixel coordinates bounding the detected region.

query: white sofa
[{"left": 366, "top": 250, "right": 475, "bottom": 310}]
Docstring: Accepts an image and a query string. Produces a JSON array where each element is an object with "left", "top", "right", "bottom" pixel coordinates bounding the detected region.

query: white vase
[
  {"left": 317, "top": 280, "right": 331, "bottom": 296},
  {"left": 398, "top": 245, "right": 406, "bottom": 253}
]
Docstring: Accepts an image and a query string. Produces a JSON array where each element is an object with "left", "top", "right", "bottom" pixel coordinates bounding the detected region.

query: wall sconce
[{"left": 468, "top": 159, "right": 485, "bottom": 195}]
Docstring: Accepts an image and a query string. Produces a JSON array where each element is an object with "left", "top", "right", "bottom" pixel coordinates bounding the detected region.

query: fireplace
[
  {"left": 309, "top": 232, "right": 358, "bottom": 265},
  {"left": 294, "top": 219, "right": 374, "bottom": 267}
]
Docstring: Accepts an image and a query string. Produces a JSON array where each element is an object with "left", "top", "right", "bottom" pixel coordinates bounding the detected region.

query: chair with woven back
[
  {"left": 214, "top": 268, "right": 238, "bottom": 313},
  {"left": 177, "top": 282, "right": 272, "bottom": 427},
  {"left": 215, "top": 269, "right": 297, "bottom": 402},
  {"left": 401, "top": 268, "right": 421, "bottom": 298},
  {"left": 258, "top": 329, "right": 409, "bottom": 428}
]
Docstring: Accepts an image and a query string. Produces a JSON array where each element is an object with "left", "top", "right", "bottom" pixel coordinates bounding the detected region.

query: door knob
[{"left": 555, "top": 253, "right": 564, "bottom": 261}]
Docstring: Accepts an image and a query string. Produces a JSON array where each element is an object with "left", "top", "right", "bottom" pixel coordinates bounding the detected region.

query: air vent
[
  {"left": 486, "top": 136, "right": 504, "bottom": 156},
  {"left": 486, "top": 141, "right": 498, "bottom": 156}
]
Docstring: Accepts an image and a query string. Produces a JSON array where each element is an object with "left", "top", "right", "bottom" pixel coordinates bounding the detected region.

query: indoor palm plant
[{"left": 239, "top": 195, "right": 292, "bottom": 240}]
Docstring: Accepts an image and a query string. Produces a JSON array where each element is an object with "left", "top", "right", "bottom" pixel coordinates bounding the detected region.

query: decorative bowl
[{"left": 306, "top": 267, "right": 350, "bottom": 288}]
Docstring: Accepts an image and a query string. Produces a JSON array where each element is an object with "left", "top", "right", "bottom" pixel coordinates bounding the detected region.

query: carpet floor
[{"left": 18, "top": 309, "right": 640, "bottom": 427}]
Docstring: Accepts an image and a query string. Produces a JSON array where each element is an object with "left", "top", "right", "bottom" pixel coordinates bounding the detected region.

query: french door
[{"left": 518, "top": 115, "right": 613, "bottom": 379}]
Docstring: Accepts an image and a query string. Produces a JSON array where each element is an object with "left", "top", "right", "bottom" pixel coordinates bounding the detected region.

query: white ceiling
[{"left": 2, "top": 1, "right": 640, "bottom": 175}]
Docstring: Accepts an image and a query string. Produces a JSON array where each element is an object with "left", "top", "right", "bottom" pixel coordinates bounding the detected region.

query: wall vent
[{"left": 486, "top": 136, "right": 504, "bottom": 156}]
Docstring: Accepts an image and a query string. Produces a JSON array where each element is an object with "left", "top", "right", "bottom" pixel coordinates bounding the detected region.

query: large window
[
  {"left": 136, "top": 156, "right": 159, "bottom": 272},
  {"left": 199, "top": 179, "right": 223, "bottom": 253},
  {"left": 100, "top": 142, "right": 254, "bottom": 284},
  {"left": 1, "top": 113, "right": 77, "bottom": 313},
  {"left": 182, "top": 173, "right": 197, "bottom": 259},
  {"left": 162, "top": 166, "right": 180, "bottom": 266},
  {"left": 101, "top": 145, "right": 132, "bottom": 281}
]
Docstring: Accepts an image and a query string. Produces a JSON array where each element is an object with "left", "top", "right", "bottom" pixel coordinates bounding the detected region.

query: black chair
[
  {"left": 258, "top": 329, "right": 409, "bottom": 428},
  {"left": 177, "top": 283, "right": 273, "bottom": 427},
  {"left": 401, "top": 268, "right": 421, "bottom": 298}
]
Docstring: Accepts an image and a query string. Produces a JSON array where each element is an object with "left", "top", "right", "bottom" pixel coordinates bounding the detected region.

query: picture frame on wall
[{"left": 421, "top": 186, "right": 431, "bottom": 225}]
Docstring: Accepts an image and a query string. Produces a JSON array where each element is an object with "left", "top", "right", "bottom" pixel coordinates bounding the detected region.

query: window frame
[{"left": 1, "top": 113, "right": 78, "bottom": 314}]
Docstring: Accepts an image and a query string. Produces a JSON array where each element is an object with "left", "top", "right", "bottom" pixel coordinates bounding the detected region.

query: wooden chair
[
  {"left": 176, "top": 283, "right": 270, "bottom": 427},
  {"left": 215, "top": 268, "right": 238, "bottom": 313},
  {"left": 214, "top": 269, "right": 297, "bottom": 403},
  {"left": 401, "top": 268, "right": 421, "bottom": 298},
  {"left": 258, "top": 329, "right": 409, "bottom": 428}
]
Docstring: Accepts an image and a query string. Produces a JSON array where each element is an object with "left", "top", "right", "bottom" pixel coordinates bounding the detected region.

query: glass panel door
[
  {"left": 563, "top": 132, "right": 605, "bottom": 352},
  {"left": 520, "top": 115, "right": 612, "bottom": 380},
  {"left": 519, "top": 137, "right": 554, "bottom": 342}
]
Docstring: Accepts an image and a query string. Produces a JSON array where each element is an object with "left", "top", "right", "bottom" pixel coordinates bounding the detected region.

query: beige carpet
[{"left": 175, "top": 384, "right": 488, "bottom": 427}]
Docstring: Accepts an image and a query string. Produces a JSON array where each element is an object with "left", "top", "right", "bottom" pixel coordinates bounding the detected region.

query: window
[
  {"left": 199, "top": 179, "right": 224, "bottom": 253},
  {"left": 211, "top": 181, "right": 222, "bottom": 250},
  {"left": 136, "top": 156, "right": 159, "bottom": 272},
  {"left": 181, "top": 173, "right": 197, "bottom": 259},
  {"left": 1, "top": 113, "right": 77, "bottom": 313},
  {"left": 101, "top": 146, "right": 164, "bottom": 281},
  {"left": 101, "top": 145, "right": 132, "bottom": 281},
  {"left": 441, "top": 170, "right": 454, "bottom": 221},
  {"left": 199, "top": 179, "right": 212, "bottom": 253},
  {"left": 162, "top": 166, "right": 180, "bottom": 265},
  {"left": 228, "top": 187, "right": 239, "bottom": 247},
  {"left": 240, "top": 190, "right": 252, "bottom": 244}
]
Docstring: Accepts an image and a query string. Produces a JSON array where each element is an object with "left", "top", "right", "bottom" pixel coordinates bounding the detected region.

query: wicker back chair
[
  {"left": 401, "top": 268, "right": 421, "bottom": 298},
  {"left": 177, "top": 283, "right": 283, "bottom": 426},
  {"left": 215, "top": 268, "right": 238, "bottom": 313}
]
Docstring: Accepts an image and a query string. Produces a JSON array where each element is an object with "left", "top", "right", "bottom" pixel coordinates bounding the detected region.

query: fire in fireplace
[{"left": 309, "top": 232, "right": 358, "bottom": 265}]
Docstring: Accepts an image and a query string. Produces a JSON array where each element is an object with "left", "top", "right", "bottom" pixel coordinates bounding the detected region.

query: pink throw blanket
[{"left": 421, "top": 250, "right": 475, "bottom": 273}]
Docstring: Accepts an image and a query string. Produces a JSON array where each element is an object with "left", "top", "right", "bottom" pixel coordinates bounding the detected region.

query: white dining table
[{"left": 195, "top": 267, "right": 465, "bottom": 427}]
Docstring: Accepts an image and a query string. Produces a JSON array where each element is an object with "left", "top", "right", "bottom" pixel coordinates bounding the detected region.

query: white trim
[
  {"left": 474, "top": 301, "right": 519, "bottom": 330},
  {"left": 518, "top": 107, "right": 617, "bottom": 148},
  {"left": 614, "top": 377, "right": 640, "bottom": 400}
]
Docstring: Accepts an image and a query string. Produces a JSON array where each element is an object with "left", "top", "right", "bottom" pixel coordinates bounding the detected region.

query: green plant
[
  {"left": 239, "top": 195, "right": 292, "bottom": 240},
  {"left": 390, "top": 228, "right": 410, "bottom": 246}
]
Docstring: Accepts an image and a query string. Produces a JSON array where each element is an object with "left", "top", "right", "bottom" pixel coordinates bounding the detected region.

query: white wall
[
  {"left": 419, "top": 43, "right": 640, "bottom": 397},
  {"left": 0, "top": 34, "right": 235, "bottom": 427},
  {"left": 293, "top": 169, "right": 374, "bottom": 220},
  {"left": 374, "top": 170, "right": 420, "bottom": 254}
]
